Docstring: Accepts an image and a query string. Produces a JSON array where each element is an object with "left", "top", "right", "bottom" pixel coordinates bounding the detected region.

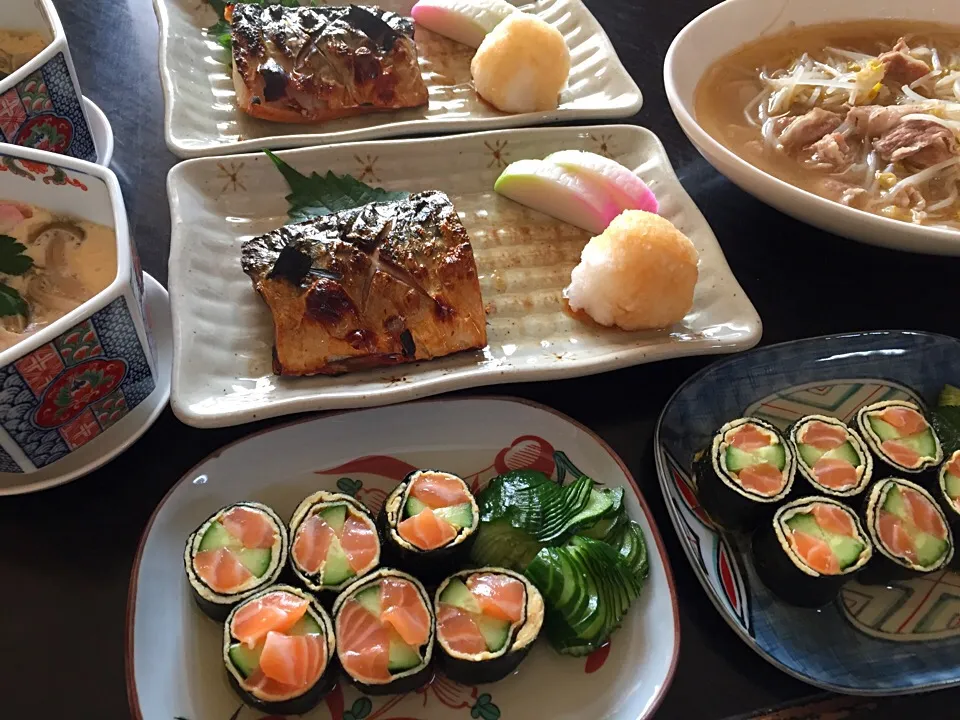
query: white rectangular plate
[
  {"left": 167, "top": 124, "right": 762, "bottom": 428},
  {"left": 153, "top": 0, "right": 643, "bottom": 158},
  {"left": 127, "top": 397, "right": 679, "bottom": 720}
]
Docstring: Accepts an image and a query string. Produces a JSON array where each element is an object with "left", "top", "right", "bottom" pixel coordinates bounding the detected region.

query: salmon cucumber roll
[
  {"left": 332, "top": 568, "right": 435, "bottom": 695},
  {"left": 694, "top": 417, "right": 796, "bottom": 530},
  {"left": 224, "top": 585, "right": 337, "bottom": 715},
  {"left": 938, "top": 451, "right": 960, "bottom": 530},
  {"left": 434, "top": 568, "right": 544, "bottom": 684},
  {"left": 860, "top": 478, "right": 954, "bottom": 583},
  {"left": 378, "top": 470, "right": 480, "bottom": 578},
  {"left": 789, "top": 415, "right": 873, "bottom": 498},
  {"left": 289, "top": 491, "right": 380, "bottom": 595},
  {"left": 184, "top": 502, "right": 289, "bottom": 620},
  {"left": 752, "top": 497, "right": 872, "bottom": 607},
  {"left": 855, "top": 400, "right": 943, "bottom": 476}
]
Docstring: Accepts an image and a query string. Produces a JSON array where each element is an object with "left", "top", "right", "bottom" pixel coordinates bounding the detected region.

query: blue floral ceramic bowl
[
  {"left": 0, "top": 0, "right": 96, "bottom": 162},
  {"left": 655, "top": 331, "right": 960, "bottom": 695},
  {"left": 0, "top": 145, "right": 155, "bottom": 473}
]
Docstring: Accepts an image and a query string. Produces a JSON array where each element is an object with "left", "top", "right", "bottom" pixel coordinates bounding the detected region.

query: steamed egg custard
[
  {"left": 0, "top": 201, "right": 117, "bottom": 351},
  {"left": 0, "top": 29, "right": 48, "bottom": 80}
]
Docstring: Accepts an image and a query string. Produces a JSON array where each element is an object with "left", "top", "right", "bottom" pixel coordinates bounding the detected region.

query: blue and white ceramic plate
[{"left": 655, "top": 331, "right": 960, "bottom": 695}]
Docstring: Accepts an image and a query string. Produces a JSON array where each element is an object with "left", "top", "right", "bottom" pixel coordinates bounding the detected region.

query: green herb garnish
[
  {"left": 205, "top": 0, "right": 307, "bottom": 53},
  {"left": 265, "top": 151, "right": 409, "bottom": 223},
  {"left": 0, "top": 235, "right": 33, "bottom": 318}
]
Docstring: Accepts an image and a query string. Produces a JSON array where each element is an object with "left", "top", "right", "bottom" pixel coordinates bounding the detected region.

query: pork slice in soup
[
  {"left": 0, "top": 201, "right": 117, "bottom": 352},
  {"left": 0, "top": 29, "right": 48, "bottom": 80},
  {"left": 695, "top": 20, "right": 960, "bottom": 231}
]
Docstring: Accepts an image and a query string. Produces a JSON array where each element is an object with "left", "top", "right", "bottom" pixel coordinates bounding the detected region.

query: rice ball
[
  {"left": 470, "top": 13, "right": 570, "bottom": 114},
  {"left": 564, "top": 210, "right": 699, "bottom": 331}
]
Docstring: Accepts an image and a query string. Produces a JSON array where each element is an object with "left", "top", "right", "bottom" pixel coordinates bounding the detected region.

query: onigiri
[{"left": 564, "top": 210, "right": 699, "bottom": 331}]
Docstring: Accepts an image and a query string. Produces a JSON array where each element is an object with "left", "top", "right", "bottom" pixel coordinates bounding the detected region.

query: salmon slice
[
  {"left": 729, "top": 424, "right": 773, "bottom": 451},
  {"left": 878, "top": 510, "right": 918, "bottom": 563},
  {"left": 881, "top": 439, "right": 921, "bottom": 467},
  {"left": 220, "top": 506, "right": 276, "bottom": 549},
  {"left": 245, "top": 668, "right": 303, "bottom": 697},
  {"left": 879, "top": 407, "right": 928, "bottom": 436},
  {"left": 800, "top": 422, "right": 848, "bottom": 450},
  {"left": 380, "top": 577, "right": 431, "bottom": 647},
  {"left": 409, "top": 472, "right": 471, "bottom": 508},
  {"left": 194, "top": 548, "right": 253, "bottom": 593},
  {"left": 948, "top": 452, "right": 960, "bottom": 478},
  {"left": 736, "top": 462, "right": 784, "bottom": 496},
  {"left": 232, "top": 592, "right": 310, "bottom": 648},
  {"left": 467, "top": 573, "right": 525, "bottom": 624},
  {"left": 259, "top": 630, "right": 326, "bottom": 688},
  {"left": 397, "top": 506, "right": 458, "bottom": 550},
  {"left": 790, "top": 530, "right": 840, "bottom": 574},
  {"left": 437, "top": 604, "right": 487, "bottom": 654},
  {"left": 812, "top": 457, "right": 858, "bottom": 489},
  {"left": 339, "top": 599, "right": 391, "bottom": 682},
  {"left": 812, "top": 503, "right": 856, "bottom": 537},
  {"left": 901, "top": 487, "right": 947, "bottom": 540},
  {"left": 341, "top": 515, "right": 378, "bottom": 572},
  {"left": 293, "top": 513, "right": 336, "bottom": 574}
]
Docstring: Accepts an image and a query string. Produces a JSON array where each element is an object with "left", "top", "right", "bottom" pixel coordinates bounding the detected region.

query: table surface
[{"left": 2, "top": 0, "right": 959, "bottom": 718}]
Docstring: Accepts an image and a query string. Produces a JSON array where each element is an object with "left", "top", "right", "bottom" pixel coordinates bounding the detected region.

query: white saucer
[
  {"left": 84, "top": 96, "right": 114, "bottom": 167},
  {"left": 0, "top": 273, "right": 171, "bottom": 495}
]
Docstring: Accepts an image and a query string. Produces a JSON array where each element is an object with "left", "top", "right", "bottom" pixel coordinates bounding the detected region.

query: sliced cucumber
[
  {"left": 564, "top": 488, "right": 614, "bottom": 532},
  {"left": 388, "top": 634, "right": 422, "bottom": 672},
  {"left": 405, "top": 496, "right": 429, "bottom": 518},
  {"left": 754, "top": 444, "right": 786, "bottom": 470},
  {"left": 434, "top": 502, "right": 474, "bottom": 529},
  {"left": 198, "top": 521, "right": 240, "bottom": 552},
  {"left": 470, "top": 520, "right": 544, "bottom": 571},
  {"left": 946, "top": 473, "right": 960, "bottom": 500},
  {"left": 235, "top": 547, "right": 272, "bottom": 577},
  {"left": 883, "top": 485, "right": 909, "bottom": 521},
  {"left": 914, "top": 531, "right": 948, "bottom": 567},
  {"left": 797, "top": 443, "right": 824, "bottom": 468},
  {"left": 320, "top": 505, "right": 347, "bottom": 535},
  {"left": 355, "top": 586, "right": 381, "bottom": 617},
  {"left": 825, "top": 534, "right": 865, "bottom": 570},
  {"left": 229, "top": 643, "right": 262, "bottom": 678},
  {"left": 823, "top": 441, "right": 861, "bottom": 466},
  {"left": 785, "top": 512, "right": 823, "bottom": 539},
  {"left": 439, "top": 578, "right": 481, "bottom": 614},
  {"left": 897, "top": 429, "right": 937, "bottom": 459},
  {"left": 474, "top": 613, "right": 511, "bottom": 652},
  {"left": 869, "top": 416, "right": 900, "bottom": 442},
  {"left": 322, "top": 537, "right": 355, "bottom": 586},
  {"left": 725, "top": 446, "right": 755, "bottom": 473},
  {"left": 289, "top": 614, "right": 322, "bottom": 636}
]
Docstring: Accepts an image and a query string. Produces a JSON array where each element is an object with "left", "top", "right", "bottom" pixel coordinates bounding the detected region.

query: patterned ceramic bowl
[
  {"left": 0, "top": 145, "right": 156, "bottom": 473},
  {"left": 0, "top": 0, "right": 96, "bottom": 162}
]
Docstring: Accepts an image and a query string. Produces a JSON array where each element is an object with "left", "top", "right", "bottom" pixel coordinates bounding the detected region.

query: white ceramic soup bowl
[
  {"left": 664, "top": 0, "right": 960, "bottom": 256},
  {"left": 0, "top": 145, "right": 157, "bottom": 474},
  {"left": 0, "top": 0, "right": 97, "bottom": 162}
]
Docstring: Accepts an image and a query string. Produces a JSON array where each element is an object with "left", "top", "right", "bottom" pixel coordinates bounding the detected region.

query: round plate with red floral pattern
[{"left": 127, "top": 397, "right": 679, "bottom": 720}]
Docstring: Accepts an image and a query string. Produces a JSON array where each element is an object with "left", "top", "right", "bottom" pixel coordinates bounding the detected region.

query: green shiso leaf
[
  {"left": 526, "top": 536, "right": 642, "bottom": 656},
  {"left": 0, "top": 282, "right": 28, "bottom": 317},
  {"left": 265, "top": 151, "right": 409, "bottom": 223},
  {"left": 0, "top": 235, "right": 34, "bottom": 276}
]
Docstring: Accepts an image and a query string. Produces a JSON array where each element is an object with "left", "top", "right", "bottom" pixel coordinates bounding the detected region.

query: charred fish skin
[
  {"left": 241, "top": 191, "right": 487, "bottom": 376},
  {"left": 230, "top": 4, "right": 429, "bottom": 124}
]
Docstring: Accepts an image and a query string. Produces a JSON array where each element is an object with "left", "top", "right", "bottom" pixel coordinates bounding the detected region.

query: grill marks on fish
[
  {"left": 230, "top": 4, "right": 428, "bottom": 123},
  {"left": 241, "top": 191, "right": 487, "bottom": 376}
]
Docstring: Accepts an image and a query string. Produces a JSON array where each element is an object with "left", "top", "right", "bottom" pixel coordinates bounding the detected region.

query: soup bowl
[
  {"left": 664, "top": 0, "right": 960, "bottom": 256},
  {"left": 0, "top": 0, "right": 97, "bottom": 162},
  {"left": 0, "top": 145, "right": 157, "bottom": 474}
]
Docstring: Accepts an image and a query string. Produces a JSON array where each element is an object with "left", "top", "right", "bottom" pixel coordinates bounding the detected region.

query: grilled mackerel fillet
[
  {"left": 241, "top": 191, "right": 487, "bottom": 376},
  {"left": 228, "top": 3, "right": 429, "bottom": 123}
]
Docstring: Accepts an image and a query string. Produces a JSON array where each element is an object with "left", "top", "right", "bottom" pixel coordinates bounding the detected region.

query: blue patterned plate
[{"left": 654, "top": 331, "right": 960, "bottom": 695}]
